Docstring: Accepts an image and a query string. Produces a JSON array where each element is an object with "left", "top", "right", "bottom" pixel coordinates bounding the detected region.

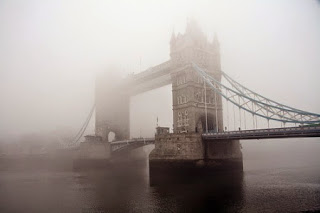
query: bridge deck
[
  {"left": 108, "top": 126, "right": 319, "bottom": 152},
  {"left": 110, "top": 138, "right": 155, "bottom": 152},
  {"left": 202, "top": 126, "right": 320, "bottom": 140}
]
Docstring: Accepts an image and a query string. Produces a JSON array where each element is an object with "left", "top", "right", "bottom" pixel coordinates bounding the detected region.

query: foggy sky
[{"left": 0, "top": 0, "right": 320, "bottom": 139}]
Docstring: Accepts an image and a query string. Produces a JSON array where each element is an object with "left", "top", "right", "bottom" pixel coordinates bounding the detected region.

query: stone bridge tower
[
  {"left": 95, "top": 71, "right": 130, "bottom": 142},
  {"left": 150, "top": 21, "right": 242, "bottom": 173},
  {"left": 170, "top": 19, "right": 223, "bottom": 133}
]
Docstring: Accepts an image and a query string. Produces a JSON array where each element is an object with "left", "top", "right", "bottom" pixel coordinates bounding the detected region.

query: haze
[{"left": 1, "top": 0, "right": 320, "bottom": 141}]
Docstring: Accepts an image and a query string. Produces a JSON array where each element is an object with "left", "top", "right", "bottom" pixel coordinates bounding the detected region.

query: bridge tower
[
  {"left": 170, "top": 19, "right": 223, "bottom": 133},
  {"left": 149, "top": 20, "right": 243, "bottom": 176},
  {"left": 95, "top": 71, "right": 130, "bottom": 142}
]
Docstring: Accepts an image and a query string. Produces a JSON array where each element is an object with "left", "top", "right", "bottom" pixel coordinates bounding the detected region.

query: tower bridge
[{"left": 78, "top": 19, "right": 320, "bottom": 171}]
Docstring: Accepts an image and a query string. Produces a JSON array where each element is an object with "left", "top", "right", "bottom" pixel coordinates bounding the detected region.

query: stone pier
[
  {"left": 149, "top": 132, "right": 243, "bottom": 177},
  {"left": 78, "top": 141, "right": 111, "bottom": 160},
  {"left": 73, "top": 136, "right": 111, "bottom": 169}
]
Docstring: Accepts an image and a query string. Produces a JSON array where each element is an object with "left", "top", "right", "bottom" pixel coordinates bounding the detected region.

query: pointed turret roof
[
  {"left": 185, "top": 18, "right": 206, "bottom": 44},
  {"left": 170, "top": 30, "right": 176, "bottom": 44},
  {"left": 213, "top": 32, "right": 220, "bottom": 47}
]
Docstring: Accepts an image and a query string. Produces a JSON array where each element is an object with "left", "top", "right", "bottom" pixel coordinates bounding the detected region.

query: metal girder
[{"left": 192, "top": 63, "right": 320, "bottom": 125}]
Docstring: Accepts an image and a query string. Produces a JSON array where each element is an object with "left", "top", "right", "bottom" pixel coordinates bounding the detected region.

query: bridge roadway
[
  {"left": 110, "top": 126, "right": 320, "bottom": 150},
  {"left": 110, "top": 137, "right": 155, "bottom": 153},
  {"left": 202, "top": 126, "right": 320, "bottom": 140}
]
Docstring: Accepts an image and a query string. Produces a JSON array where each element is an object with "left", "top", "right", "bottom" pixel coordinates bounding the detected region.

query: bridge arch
[
  {"left": 196, "top": 113, "right": 218, "bottom": 133},
  {"left": 108, "top": 131, "right": 116, "bottom": 142}
]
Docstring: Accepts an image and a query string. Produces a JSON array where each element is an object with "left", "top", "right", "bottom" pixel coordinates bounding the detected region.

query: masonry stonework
[
  {"left": 149, "top": 133, "right": 203, "bottom": 160},
  {"left": 149, "top": 133, "right": 243, "bottom": 170},
  {"left": 79, "top": 142, "right": 111, "bottom": 159},
  {"left": 170, "top": 19, "right": 223, "bottom": 134}
]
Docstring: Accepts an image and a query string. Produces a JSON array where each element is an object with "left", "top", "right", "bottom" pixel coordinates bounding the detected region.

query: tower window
[
  {"left": 178, "top": 112, "right": 182, "bottom": 127},
  {"left": 177, "top": 75, "right": 186, "bottom": 86},
  {"left": 177, "top": 95, "right": 187, "bottom": 104}
]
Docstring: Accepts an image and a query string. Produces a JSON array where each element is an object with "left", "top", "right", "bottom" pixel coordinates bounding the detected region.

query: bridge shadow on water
[
  {"left": 76, "top": 152, "right": 245, "bottom": 213},
  {"left": 149, "top": 169, "right": 245, "bottom": 212}
]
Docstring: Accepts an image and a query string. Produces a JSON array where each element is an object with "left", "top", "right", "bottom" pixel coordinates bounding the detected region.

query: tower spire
[
  {"left": 170, "top": 29, "right": 176, "bottom": 44},
  {"left": 213, "top": 32, "right": 219, "bottom": 46}
]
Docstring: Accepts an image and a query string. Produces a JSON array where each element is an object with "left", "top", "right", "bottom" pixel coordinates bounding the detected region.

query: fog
[
  {"left": 1, "top": 2, "right": 320, "bottom": 213},
  {"left": 1, "top": 0, "right": 320, "bottom": 141}
]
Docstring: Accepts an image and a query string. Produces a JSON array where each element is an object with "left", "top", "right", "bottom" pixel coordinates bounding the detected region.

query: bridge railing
[
  {"left": 203, "top": 126, "right": 320, "bottom": 140},
  {"left": 110, "top": 138, "right": 155, "bottom": 145},
  {"left": 110, "top": 138, "right": 155, "bottom": 153},
  {"left": 204, "top": 126, "right": 320, "bottom": 136}
]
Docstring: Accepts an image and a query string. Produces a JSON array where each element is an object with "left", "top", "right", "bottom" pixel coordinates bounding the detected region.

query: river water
[{"left": 0, "top": 138, "right": 320, "bottom": 213}]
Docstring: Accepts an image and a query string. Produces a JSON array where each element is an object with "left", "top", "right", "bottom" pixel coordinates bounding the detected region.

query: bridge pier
[
  {"left": 78, "top": 141, "right": 111, "bottom": 160},
  {"left": 149, "top": 133, "right": 242, "bottom": 179},
  {"left": 73, "top": 136, "right": 111, "bottom": 169},
  {"left": 204, "top": 139, "right": 243, "bottom": 170}
]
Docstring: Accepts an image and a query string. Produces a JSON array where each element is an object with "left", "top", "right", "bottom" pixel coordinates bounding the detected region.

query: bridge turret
[
  {"left": 170, "top": 30, "right": 176, "bottom": 44},
  {"left": 169, "top": 19, "right": 220, "bottom": 73},
  {"left": 212, "top": 33, "right": 219, "bottom": 47},
  {"left": 211, "top": 33, "right": 221, "bottom": 76},
  {"left": 170, "top": 30, "right": 176, "bottom": 53}
]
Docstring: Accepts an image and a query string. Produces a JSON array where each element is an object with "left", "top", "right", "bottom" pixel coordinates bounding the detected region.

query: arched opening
[
  {"left": 108, "top": 131, "right": 116, "bottom": 142},
  {"left": 197, "top": 113, "right": 217, "bottom": 133}
]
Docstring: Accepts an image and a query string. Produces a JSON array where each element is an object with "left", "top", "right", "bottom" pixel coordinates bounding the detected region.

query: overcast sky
[{"left": 0, "top": 0, "right": 319, "bottom": 138}]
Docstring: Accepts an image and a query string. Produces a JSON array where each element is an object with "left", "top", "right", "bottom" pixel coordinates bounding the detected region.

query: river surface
[{"left": 0, "top": 138, "right": 320, "bottom": 213}]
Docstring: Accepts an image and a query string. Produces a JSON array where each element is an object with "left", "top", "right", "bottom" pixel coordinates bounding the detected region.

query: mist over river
[{"left": 0, "top": 138, "right": 319, "bottom": 213}]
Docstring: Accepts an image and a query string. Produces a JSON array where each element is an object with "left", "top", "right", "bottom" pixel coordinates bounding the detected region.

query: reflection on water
[
  {"left": 75, "top": 159, "right": 244, "bottom": 213},
  {"left": 0, "top": 140, "right": 320, "bottom": 213},
  {"left": 150, "top": 171, "right": 244, "bottom": 212}
]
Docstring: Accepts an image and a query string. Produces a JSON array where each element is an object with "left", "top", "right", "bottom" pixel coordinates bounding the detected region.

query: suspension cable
[
  {"left": 69, "top": 104, "right": 95, "bottom": 147},
  {"left": 252, "top": 102, "right": 255, "bottom": 129},
  {"left": 192, "top": 62, "right": 320, "bottom": 124},
  {"left": 215, "top": 87, "right": 218, "bottom": 132},
  {"left": 233, "top": 104, "right": 236, "bottom": 131},
  {"left": 238, "top": 96, "right": 241, "bottom": 130},
  {"left": 226, "top": 97, "right": 229, "bottom": 131},
  {"left": 244, "top": 109, "right": 246, "bottom": 130},
  {"left": 204, "top": 79, "right": 208, "bottom": 133}
]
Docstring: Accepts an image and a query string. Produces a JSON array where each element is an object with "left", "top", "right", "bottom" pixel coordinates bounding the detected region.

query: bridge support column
[
  {"left": 204, "top": 139, "right": 243, "bottom": 170},
  {"left": 149, "top": 133, "right": 242, "bottom": 183}
]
